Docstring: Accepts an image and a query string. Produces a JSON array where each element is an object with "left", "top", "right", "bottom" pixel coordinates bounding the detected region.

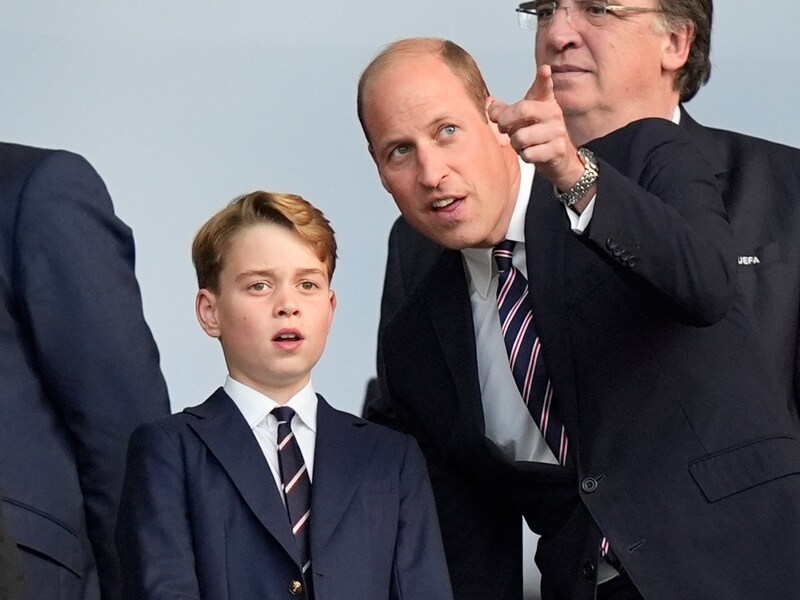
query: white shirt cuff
[{"left": 565, "top": 194, "right": 596, "bottom": 234}]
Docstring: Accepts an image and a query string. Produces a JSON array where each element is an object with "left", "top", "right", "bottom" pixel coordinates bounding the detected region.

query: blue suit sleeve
[
  {"left": 585, "top": 119, "right": 736, "bottom": 326},
  {"left": 14, "top": 150, "right": 170, "bottom": 596},
  {"left": 116, "top": 422, "right": 200, "bottom": 600},
  {"left": 390, "top": 437, "right": 454, "bottom": 600}
]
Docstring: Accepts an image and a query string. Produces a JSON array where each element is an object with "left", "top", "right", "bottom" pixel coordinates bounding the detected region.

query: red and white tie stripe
[
  {"left": 272, "top": 406, "right": 313, "bottom": 580},
  {"left": 493, "top": 240, "right": 570, "bottom": 466}
]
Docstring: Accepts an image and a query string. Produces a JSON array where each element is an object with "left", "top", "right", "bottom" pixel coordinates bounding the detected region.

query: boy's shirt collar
[{"left": 224, "top": 375, "right": 318, "bottom": 433}]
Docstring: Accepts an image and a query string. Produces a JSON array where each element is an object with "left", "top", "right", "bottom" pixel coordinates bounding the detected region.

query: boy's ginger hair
[{"left": 192, "top": 191, "right": 337, "bottom": 293}]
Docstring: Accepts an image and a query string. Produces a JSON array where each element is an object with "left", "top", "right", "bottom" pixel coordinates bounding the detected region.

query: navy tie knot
[
  {"left": 492, "top": 240, "right": 516, "bottom": 273},
  {"left": 272, "top": 406, "right": 296, "bottom": 425}
]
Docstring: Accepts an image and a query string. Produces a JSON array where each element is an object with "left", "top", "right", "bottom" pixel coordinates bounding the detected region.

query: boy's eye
[
  {"left": 249, "top": 282, "right": 268, "bottom": 291},
  {"left": 300, "top": 281, "right": 318, "bottom": 291}
]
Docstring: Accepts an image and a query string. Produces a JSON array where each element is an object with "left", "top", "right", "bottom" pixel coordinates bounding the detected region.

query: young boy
[{"left": 115, "top": 191, "right": 453, "bottom": 599}]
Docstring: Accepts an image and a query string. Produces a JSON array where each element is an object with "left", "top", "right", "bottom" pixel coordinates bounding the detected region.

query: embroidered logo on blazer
[{"left": 738, "top": 256, "right": 761, "bottom": 266}]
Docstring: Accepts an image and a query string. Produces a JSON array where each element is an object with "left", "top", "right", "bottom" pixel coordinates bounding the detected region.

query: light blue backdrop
[
  {"left": 2, "top": 2, "right": 797, "bottom": 416},
  {"left": 3, "top": 3, "right": 798, "bottom": 598}
]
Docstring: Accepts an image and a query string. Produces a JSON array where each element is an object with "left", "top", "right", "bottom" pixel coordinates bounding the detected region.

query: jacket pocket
[
  {"left": 2, "top": 498, "right": 83, "bottom": 576},
  {"left": 689, "top": 435, "right": 800, "bottom": 502}
]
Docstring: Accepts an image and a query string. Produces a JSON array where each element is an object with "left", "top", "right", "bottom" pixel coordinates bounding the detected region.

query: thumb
[
  {"left": 487, "top": 98, "right": 509, "bottom": 124},
  {"left": 525, "top": 64, "right": 554, "bottom": 102}
]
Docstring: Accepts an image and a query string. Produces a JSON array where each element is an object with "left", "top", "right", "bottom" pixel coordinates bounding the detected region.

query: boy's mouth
[{"left": 272, "top": 329, "right": 303, "bottom": 342}]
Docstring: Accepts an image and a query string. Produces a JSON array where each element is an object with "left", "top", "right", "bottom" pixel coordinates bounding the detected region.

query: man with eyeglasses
[
  {"left": 500, "top": 0, "right": 800, "bottom": 431},
  {"left": 361, "top": 2, "right": 800, "bottom": 599}
]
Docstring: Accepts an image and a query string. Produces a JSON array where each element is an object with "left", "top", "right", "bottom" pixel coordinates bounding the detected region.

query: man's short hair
[
  {"left": 192, "top": 190, "right": 337, "bottom": 292},
  {"left": 357, "top": 37, "right": 490, "bottom": 143},
  {"left": 659, "top": 0, "right": 713, "bottom": 102}
]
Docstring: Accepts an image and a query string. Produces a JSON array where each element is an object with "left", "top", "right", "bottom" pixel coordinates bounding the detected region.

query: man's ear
[
  {"left": 662, "top": 21, "right": 694, "bottom": 74},
  {"left": 196, "top": 289, "right": 221, "bottom": 338},
  {"left": 368, "top": 144, "right": 391, "bottom": 192}
]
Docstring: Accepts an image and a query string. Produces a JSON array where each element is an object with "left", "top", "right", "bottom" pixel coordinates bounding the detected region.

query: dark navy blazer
[
  {"left": 367, "top": 110, "right": 800, "bottom": 426},
  {"left": 680, "top": 110, "right": 800, "bottom": 420},
  {"left": 379, "top": 120, "right": 800, "bottom": 600},
  {"left": 0, "top": 142, "right": 169, "bottom": 599},
  {"left": 116, "top": 389, "right": 453, "bottom": 600}
]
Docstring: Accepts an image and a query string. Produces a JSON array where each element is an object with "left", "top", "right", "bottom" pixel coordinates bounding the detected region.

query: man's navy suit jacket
[
  {"left": 680, "top": 110, "right": 800, "bottom": 420},
  {"left": 0, "top": 143, "right": 169, "bottom": 599},
  {"left": 377, "top": 119, "right": 800, "bottom": 600},
  {"left": 368, "top": 109, "right": 800, "bottom": 426},
  {"left": 116, "top": 388, "right": 453, "bottom": 600}
]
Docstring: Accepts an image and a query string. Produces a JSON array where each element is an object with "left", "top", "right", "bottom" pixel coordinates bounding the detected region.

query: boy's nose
[{"left": 274, "top": 290, "right": 300, "bottom": 317}]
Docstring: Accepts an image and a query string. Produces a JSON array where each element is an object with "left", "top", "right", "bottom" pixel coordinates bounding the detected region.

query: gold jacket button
[{"left": 289, "top": 580, "right": 304, "bottom": 595}]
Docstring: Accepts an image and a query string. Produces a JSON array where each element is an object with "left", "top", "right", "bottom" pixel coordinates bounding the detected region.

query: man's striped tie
[
  {"left": 493, "top": 240, "right": 570, "bottom": 465},
  {"left": 494, "top": 242, "right": 619, "bottom": 572},
  {"left": 272, "top": 406, "right": 313, "bottom": 585}
]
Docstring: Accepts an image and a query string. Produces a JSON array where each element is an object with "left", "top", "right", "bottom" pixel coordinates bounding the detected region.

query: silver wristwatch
[{"left": 556, "top": 147, "right": 599, "bottom": 207}]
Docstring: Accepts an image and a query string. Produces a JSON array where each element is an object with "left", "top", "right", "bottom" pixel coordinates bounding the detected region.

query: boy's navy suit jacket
[{"left": 116, "top": 388, "right": 453, "bottom": 600}]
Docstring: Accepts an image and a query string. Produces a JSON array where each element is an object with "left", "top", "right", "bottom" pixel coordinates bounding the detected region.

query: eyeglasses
[{"left": 516, "top": 1, "right": 664, "bottom": 30}]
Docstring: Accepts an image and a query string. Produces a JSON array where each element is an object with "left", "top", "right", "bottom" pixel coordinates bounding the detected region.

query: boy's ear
[
  {"left": 328, "top": 289, "right": 337, "bottom": 330},
  {"left": 196, "top": 289, "right": 221, "bottom": 338}
]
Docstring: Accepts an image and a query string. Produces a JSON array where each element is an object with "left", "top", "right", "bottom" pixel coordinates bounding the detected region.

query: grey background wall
[
  {"left": 2, "top": 2, "right": 798, "bottom": 416},
  {"left": 2, "top": 3, "right": 798, "bottom": 598}
]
